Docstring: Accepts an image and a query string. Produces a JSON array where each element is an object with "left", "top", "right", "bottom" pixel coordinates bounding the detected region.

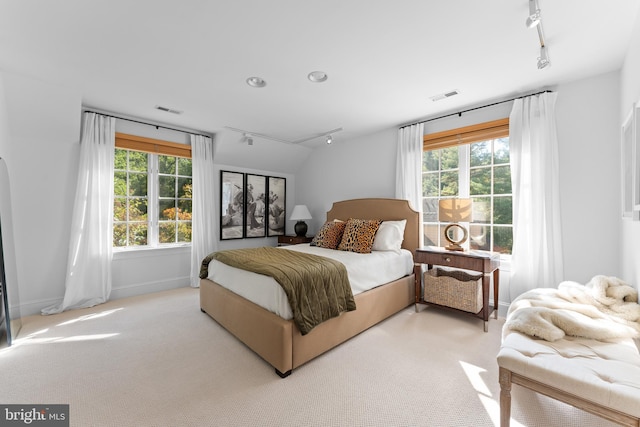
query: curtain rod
[
  {"left": 83, "top": 109, "right": 213, "bottom": 139},
  {"left": 400, "top": 89, "right": 553, "bottom": 129}
]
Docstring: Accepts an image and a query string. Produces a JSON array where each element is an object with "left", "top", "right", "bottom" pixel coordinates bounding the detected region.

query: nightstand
[
  {"left": 277, "top": 235, "right": 313, "bottom": 246},
  {"left": 414, "top": 246, "right": 500, "bottom": 332}
]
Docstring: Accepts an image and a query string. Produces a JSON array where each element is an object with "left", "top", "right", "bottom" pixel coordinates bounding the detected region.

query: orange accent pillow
[
  {"left": 337, "top": 218, "right": 382, "bottom": 254},
  {"left": 310, "top": 220, "right": 347, "bottom": 249}
]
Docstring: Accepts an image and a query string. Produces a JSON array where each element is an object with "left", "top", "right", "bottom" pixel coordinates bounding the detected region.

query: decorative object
[
  {"left": 220, "top": 170, "right": 245, "bottom": 240},
  {"left": 439, "top": 198, "right": 472, "bottom": 251},
  {"left": 290, "top": 205, "right": 312, "bottom": 237},
  {"left": 310, "top": 220, "right": 347, "bottom": 249},
  {"left": 337, "top": 218, "right": 382, "bottom": 253},
  {"left": 245, "top": 174, "right": 267, "bottom": 238},
  {"left": 267, "top": 176, "right": 286, "bottom": 237}
]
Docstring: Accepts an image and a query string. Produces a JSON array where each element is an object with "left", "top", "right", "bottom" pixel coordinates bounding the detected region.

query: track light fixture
[
  {"left": 526, "top": 0, "right": 550, "bottom": 70},
  {"left": 239, "top": 133, "right": 255, "bottom": 145},
  {"left": 224, "top": 126, "right": 343, "bottom": 145},
  {"left": 537, "top": 46, "right": 550, "bottom": 69},
  {"left": 525, "top": 0, "right": 541, "bottom": 28}
]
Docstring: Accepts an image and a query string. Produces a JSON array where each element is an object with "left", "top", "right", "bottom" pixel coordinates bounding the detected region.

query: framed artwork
[
  {"left": 220, "top": 170, "right": 245, "bottom": 240},
  {"left": 267, "top": 176, "right": 286, "bottom": 237},
  {"left": 245, "top": 174, "right": 267, "bottom": 238}
]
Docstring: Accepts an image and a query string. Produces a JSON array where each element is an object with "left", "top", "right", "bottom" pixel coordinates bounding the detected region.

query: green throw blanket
[{"left": 200, "top": 247, "right": 356, "bottom": 335}]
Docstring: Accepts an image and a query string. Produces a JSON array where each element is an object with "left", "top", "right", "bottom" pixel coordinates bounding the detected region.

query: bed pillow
[
  {"left": 310, "top": 219, "right": 346, "bottom": 249},
  {"left": 372, "top": 219, "right": 407, "bottom": 253},
  {"left": 337, "top": 218, "right": 382, "bottom": 254}
]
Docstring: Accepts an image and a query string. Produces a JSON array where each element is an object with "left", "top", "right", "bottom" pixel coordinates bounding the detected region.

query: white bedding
[{"left": 207, "top": 244, "right": 414, "bottom": 320}]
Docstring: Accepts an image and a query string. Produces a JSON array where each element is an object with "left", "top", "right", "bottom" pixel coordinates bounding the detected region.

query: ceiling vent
[
  {"left": 429, "top": 90, "right": 459, "bottom": 102},
  {"left": 155, "top": 105, "right": 183, "bottom": 115}
]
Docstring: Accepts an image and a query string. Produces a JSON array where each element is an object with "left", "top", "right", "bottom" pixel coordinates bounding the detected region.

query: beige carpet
[{"left": 0, "top": 287, "right": 618, "bottom": 427}]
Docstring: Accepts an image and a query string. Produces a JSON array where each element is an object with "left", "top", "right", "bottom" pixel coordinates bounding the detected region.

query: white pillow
[{"left": 372, "top": 219, "right": 406, "bottom": 253}]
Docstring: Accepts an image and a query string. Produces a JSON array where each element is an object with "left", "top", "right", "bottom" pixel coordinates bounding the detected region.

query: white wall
[
  {"left": 2, "top": 71, "right": 81, "bottom": 315},
  {"left": 620, "top": 10, "right": 640, "bottom": 289},
  {"left": 1, "top": 73, "right": 298, "bottom": 315},
  {"left": 296, "top": 72, "right": 623, "bottom": 309},
  {"left": 294, "top": 127, "right": 397, "bottom": 235},
  {"left": 555, "top": 71, "right": 621, "bottom": 283}
]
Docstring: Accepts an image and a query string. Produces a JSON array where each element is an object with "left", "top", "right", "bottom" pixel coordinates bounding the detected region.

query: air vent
[
  {"left": 429, "top": 90, "right": 459, "bottom": 102},
  {"left": 155, "top": 105, "right": 183, "bottom": 115}
]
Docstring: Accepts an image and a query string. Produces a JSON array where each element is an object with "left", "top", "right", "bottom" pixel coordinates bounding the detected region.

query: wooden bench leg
[{"left": 499, "top": 367, "right": 512, "bottom": 427}]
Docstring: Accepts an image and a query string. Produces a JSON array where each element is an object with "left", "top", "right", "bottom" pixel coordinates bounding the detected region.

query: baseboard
[
  {"left": 16, "top": 276, "right": 191, "bottom": 317},
  {"left": 109, "top": 277, "right": 190, "bottom": 300}
]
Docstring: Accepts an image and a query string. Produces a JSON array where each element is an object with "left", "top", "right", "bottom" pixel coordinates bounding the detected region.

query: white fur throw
[{"left": 505, "top": 275, "right": 640, "bottom": 342}]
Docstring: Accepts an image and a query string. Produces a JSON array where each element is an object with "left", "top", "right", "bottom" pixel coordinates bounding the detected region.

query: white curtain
[
  {"left": 190, "top": 134, "right": 217, "bottom": 288},
  {"left": 509, "top": 92, "right": 563, "bottom": 300},
  {"left": 395, "top": 123, "right": 424, "bottom": 247},
  {"left": 42, "top": 112, "right": 115, "bottom": 314}
]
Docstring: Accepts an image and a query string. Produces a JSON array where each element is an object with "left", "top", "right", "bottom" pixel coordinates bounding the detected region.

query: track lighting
[
  {"left": 224, "top": 126, "right": 343, "bottom": 145},
  {"left": 239, "top": 133, "right": 254, "bottom": 145},
  {"left": 525, "top": 0, "right": 541, "bottom": 28},
  {"left": 526, "top": 0, "right": 550, "bottom": 70},
  {"left": 537, "top": 46, "right": 550, "bottom": 69}
]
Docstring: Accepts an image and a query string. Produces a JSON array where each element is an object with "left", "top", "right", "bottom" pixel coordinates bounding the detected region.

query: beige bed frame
[{"left": 200, "top": 198, "right": 419, "bottom": 377}]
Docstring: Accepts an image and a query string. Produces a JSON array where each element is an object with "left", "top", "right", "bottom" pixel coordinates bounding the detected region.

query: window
[
  {"left": 422, "top": 119, "right": 513, "bottom": 255},
  {"left": 113, "top": 133, "right": 192, "bottom": 248}
]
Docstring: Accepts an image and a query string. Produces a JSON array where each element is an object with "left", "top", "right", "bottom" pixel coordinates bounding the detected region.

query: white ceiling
[{"left": 1, "top": 1, "right": 639, "bottom": 153}]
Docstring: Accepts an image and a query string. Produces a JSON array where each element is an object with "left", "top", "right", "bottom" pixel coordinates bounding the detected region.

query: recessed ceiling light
[
  {"left": 246, "top": 77, "right": 266, "bottom": 88},
  {"left": 308, "top": 71, "right": 328, "bottom": 83}
]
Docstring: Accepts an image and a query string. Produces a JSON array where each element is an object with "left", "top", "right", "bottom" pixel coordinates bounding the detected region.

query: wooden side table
[
  {"left": 414, "top": 247, "right": 500, "bottom": 332},
  {"left": 277, "top": 235, "right": 313, "bottom": 246}
]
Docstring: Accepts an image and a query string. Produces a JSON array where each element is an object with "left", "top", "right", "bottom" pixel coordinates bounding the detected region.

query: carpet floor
[{"left": 0, "top": 287, "right": 618, "bottom": 426}]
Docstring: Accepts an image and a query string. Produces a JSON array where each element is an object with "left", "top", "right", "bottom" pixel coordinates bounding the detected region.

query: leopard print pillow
[
  {"left": 310, "top": 220, "right": 347, "bottom": 249},
  {"left": 337, "top": 218, "right": 382, "bottom": 254}
]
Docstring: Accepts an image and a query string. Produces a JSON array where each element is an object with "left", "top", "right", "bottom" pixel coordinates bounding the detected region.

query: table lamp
[
  {"left": 290, "top": 205, "right": 312, "bottom": 237},
  {"left": 438, "top": 198, "right": 472, "bottom": 251}
]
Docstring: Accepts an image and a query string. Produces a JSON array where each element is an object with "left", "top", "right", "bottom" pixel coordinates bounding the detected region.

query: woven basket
[{"left": 424, "top": 268, "right": 483, "bottom": 314}]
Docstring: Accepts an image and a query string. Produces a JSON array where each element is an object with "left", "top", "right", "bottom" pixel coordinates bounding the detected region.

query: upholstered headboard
[{"left": 326, "top": 198, "right": 420, "bottom": 257}]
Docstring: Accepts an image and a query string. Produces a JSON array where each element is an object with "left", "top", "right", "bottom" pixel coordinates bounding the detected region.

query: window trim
[
  {"left": 422, "top": 118, "right": 512, "bottom": 256},
  {"left": 113, "top": 133, "right": 192, "bottom": 250},
  {"left": 115, "top": 132, "right": 191, "bottom": 158},
  {"left": 423, "top": 118, "right": 509, "bottom": 151}
]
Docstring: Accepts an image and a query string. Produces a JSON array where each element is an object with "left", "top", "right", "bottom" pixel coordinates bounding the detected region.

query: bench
[{"left": 497, "top": 279, "right": 640, "bottom": 427}]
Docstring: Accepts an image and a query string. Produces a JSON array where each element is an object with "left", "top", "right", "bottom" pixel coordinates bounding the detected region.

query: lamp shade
[
  {"left": 289, "top": 205, "right": 312, "bottom": 221},
  {"left": 438, "top": 199, "right": 472, "bottom": 223}
]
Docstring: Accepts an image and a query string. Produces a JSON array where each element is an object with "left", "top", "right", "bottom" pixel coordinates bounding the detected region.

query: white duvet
[{"left": 207, "top": 244, "right": 414, "bottom": 320}]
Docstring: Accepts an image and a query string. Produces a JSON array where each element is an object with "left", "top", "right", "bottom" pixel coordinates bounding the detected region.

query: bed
[{"left": 199, "top": 198, "right": 419, "bottom": 377}]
